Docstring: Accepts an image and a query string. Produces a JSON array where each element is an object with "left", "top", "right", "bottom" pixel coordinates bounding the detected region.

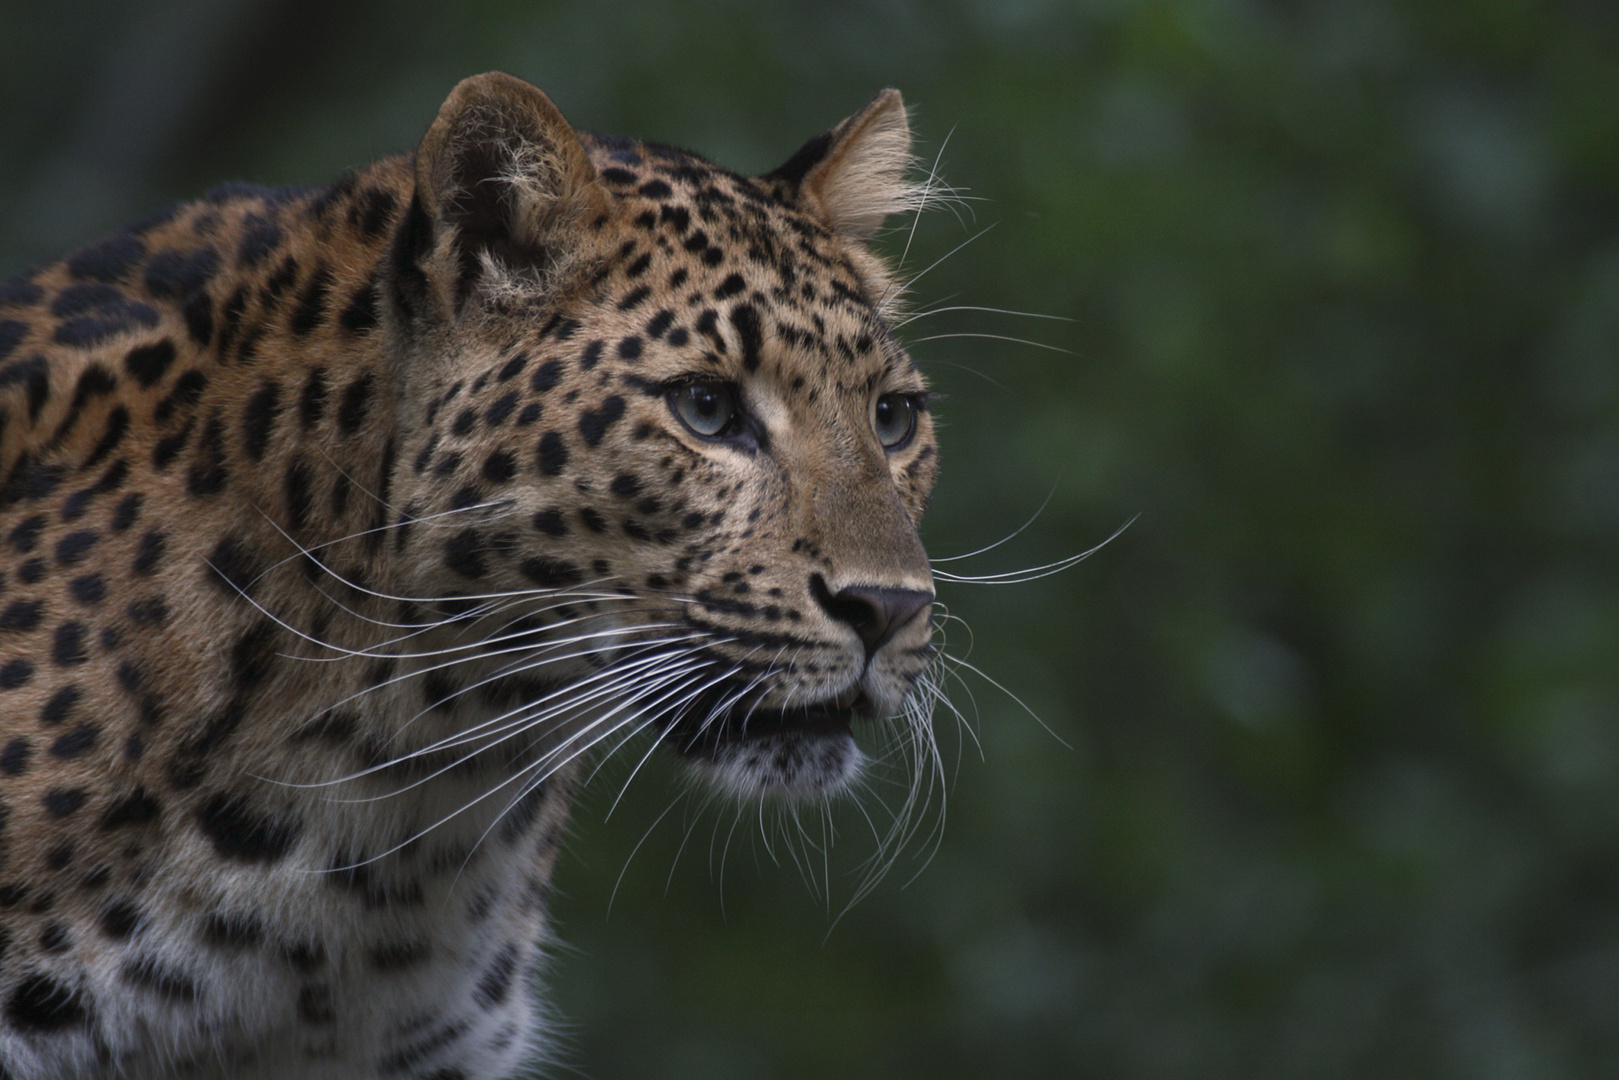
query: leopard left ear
[
  {"left": 401, "top": 72, "right": 608, "bottom": 318},
  {"left": 766, "top": 89, "right": 915, "bottom": 242}
]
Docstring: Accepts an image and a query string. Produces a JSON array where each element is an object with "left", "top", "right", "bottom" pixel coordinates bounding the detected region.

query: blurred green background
[{"left": 5, "top": 0, "right": 1619, "bottom": 1076}]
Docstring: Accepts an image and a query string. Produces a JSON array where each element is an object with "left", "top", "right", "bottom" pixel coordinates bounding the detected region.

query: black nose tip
[{"left": 811, "top": 576, "right": 934, "bottom": 659}]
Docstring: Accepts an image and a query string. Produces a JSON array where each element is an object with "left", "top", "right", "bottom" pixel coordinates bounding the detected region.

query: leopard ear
[
  {"left": 767, "top": 89, "right": 915, "bottom": 242},
  {"left": 405, "top": 72, "right": 607, "bottom": 314}
]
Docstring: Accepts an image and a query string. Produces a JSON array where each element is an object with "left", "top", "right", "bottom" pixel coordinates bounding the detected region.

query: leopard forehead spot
[{"left": 0, "top": 72, "right": 942, "bottom": 1079}]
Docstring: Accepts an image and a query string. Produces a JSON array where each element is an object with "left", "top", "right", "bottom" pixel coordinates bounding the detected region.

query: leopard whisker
[
  {"left": 712, "top": 797, "right": 749, "bottom": 921},
  {"left": 582, "top": 658, "right": 738, "bottom": 793},
  {"left": 297, "top": 579, "right": 632, "bottom": 646},
  {"left": 888, "top": 128, "right": 963, "bottom": 305},
  {"left": 270, "top": 636, "right": 711, "bottom": 792},
  {"left": 701, "top": 650, "right": 779, "bottom": 729},
  {"left": 605, "top": 790, "right": 684, "bottom": 918},
  {"left": 758, "top": 801, "right": 797, "bottom": 890},
  {"left": 931, "top": 514, "right": 1137, "bottom": 584},
  {"left": 691, "top": 668, "right": 771, "bottom": 741},
  {"left": 657, "top": 781, "right": 725, "bottom": 899},
  {"left": 898, "top": 221, "right": 994, "bottom": 296},
  {"left": 375, "top": 636, "right": 714, "bottom": 767},
  {"left": 248, "top": 495, "right": 515, "bottom": 594},
  {"left": 325, "top": 599, "right": 674, "bottom": 669},
  {"left": 346, "top": 604, "right": 635, "bottom": 700},
  {"left": 460, "top": 667, "right": 720, "bottom": 865},
  {"left": 905, "top": 330, "right": 1074, "bottom": 355},
  {"left": 215, "top": 516, "right": 625, "bottom": 665},
  {"left": 834, "top": 659, "right": 951, "bottom": 911},
  {"left": 929, "top": 484, "right": 1061, "bottom": 564},
  {"left": 725, "top": 647, "right": 790, "bottom": 731},
  {"left": 919, "top": 622, "right": 984, "bottom": 758},
  {"left": 939, "top": 647, "right": 1069, "bottom": 749},
  {"left": 283, "top": 619, "right": 687, "bottom": 735},
  {"left": 392, "top": 618, "right": 703, "bottom": 716},
  {"left": 596, "top": 659, "right": 754, "bottom": 818},
  {"left": 312, "top": 653, "right": 719, "bottom": 864},
  {"left": 893, "top": 303, "right": 1074, "bottom": 328},
  {"left": 223, "top": 578, "right": 523, "bottom": 666}
]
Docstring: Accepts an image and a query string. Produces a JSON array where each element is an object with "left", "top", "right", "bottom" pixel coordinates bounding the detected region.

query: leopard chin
[
  {"left": 664, "top": 693, "right": 871, "bottom": 798},
  {"left": 683, "top": 726, "right": 866, "bottom": 800}
]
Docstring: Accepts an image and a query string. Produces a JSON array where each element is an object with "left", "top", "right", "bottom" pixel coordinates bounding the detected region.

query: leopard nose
[{"left": 812, "top": 576, "right": 934, "bottom": 660}]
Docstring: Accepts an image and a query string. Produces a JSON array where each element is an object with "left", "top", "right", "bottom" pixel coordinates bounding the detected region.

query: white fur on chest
[{"left": 2, "top": 754, "right": 572, "bottom": 1080}]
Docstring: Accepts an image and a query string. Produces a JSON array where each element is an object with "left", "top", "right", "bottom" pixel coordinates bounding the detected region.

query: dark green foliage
[{"left": 4, "top": 1, "right": 1618, "bottom": 1076}]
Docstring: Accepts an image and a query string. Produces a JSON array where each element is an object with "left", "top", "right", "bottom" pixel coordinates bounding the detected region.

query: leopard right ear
[
  {"left": 766, "top": 89, "right": 916, "bottom": 242},
  {"left": 396, "top": 72, "right": 608, "bottom": 320}
]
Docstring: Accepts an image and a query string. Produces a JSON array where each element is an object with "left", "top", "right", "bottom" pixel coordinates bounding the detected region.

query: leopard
[{"left": 0, "top": 72, "right": 941, "bottom": 1078}]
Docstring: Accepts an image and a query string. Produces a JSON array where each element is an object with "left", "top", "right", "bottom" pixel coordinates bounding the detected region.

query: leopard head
[{"left": 381, "top": 72, "right": 938, "bottom": 799}]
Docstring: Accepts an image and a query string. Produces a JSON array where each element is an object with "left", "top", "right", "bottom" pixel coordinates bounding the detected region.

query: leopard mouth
[{"left": 662, "top": 685, "right": 869, "bottom": 759}]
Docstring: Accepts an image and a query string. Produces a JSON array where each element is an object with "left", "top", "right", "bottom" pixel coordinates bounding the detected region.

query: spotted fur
[{"left": 0, "top": 73, "right": 939, "bottom": 1079}]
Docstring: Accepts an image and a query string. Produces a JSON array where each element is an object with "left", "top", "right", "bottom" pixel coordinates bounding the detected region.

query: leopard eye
[
  {"left": 873, "top": 393, "right": 918, "bottom": 450},
  {"left": 669, "top": 382, "right": 738, "bottom": 438}
]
